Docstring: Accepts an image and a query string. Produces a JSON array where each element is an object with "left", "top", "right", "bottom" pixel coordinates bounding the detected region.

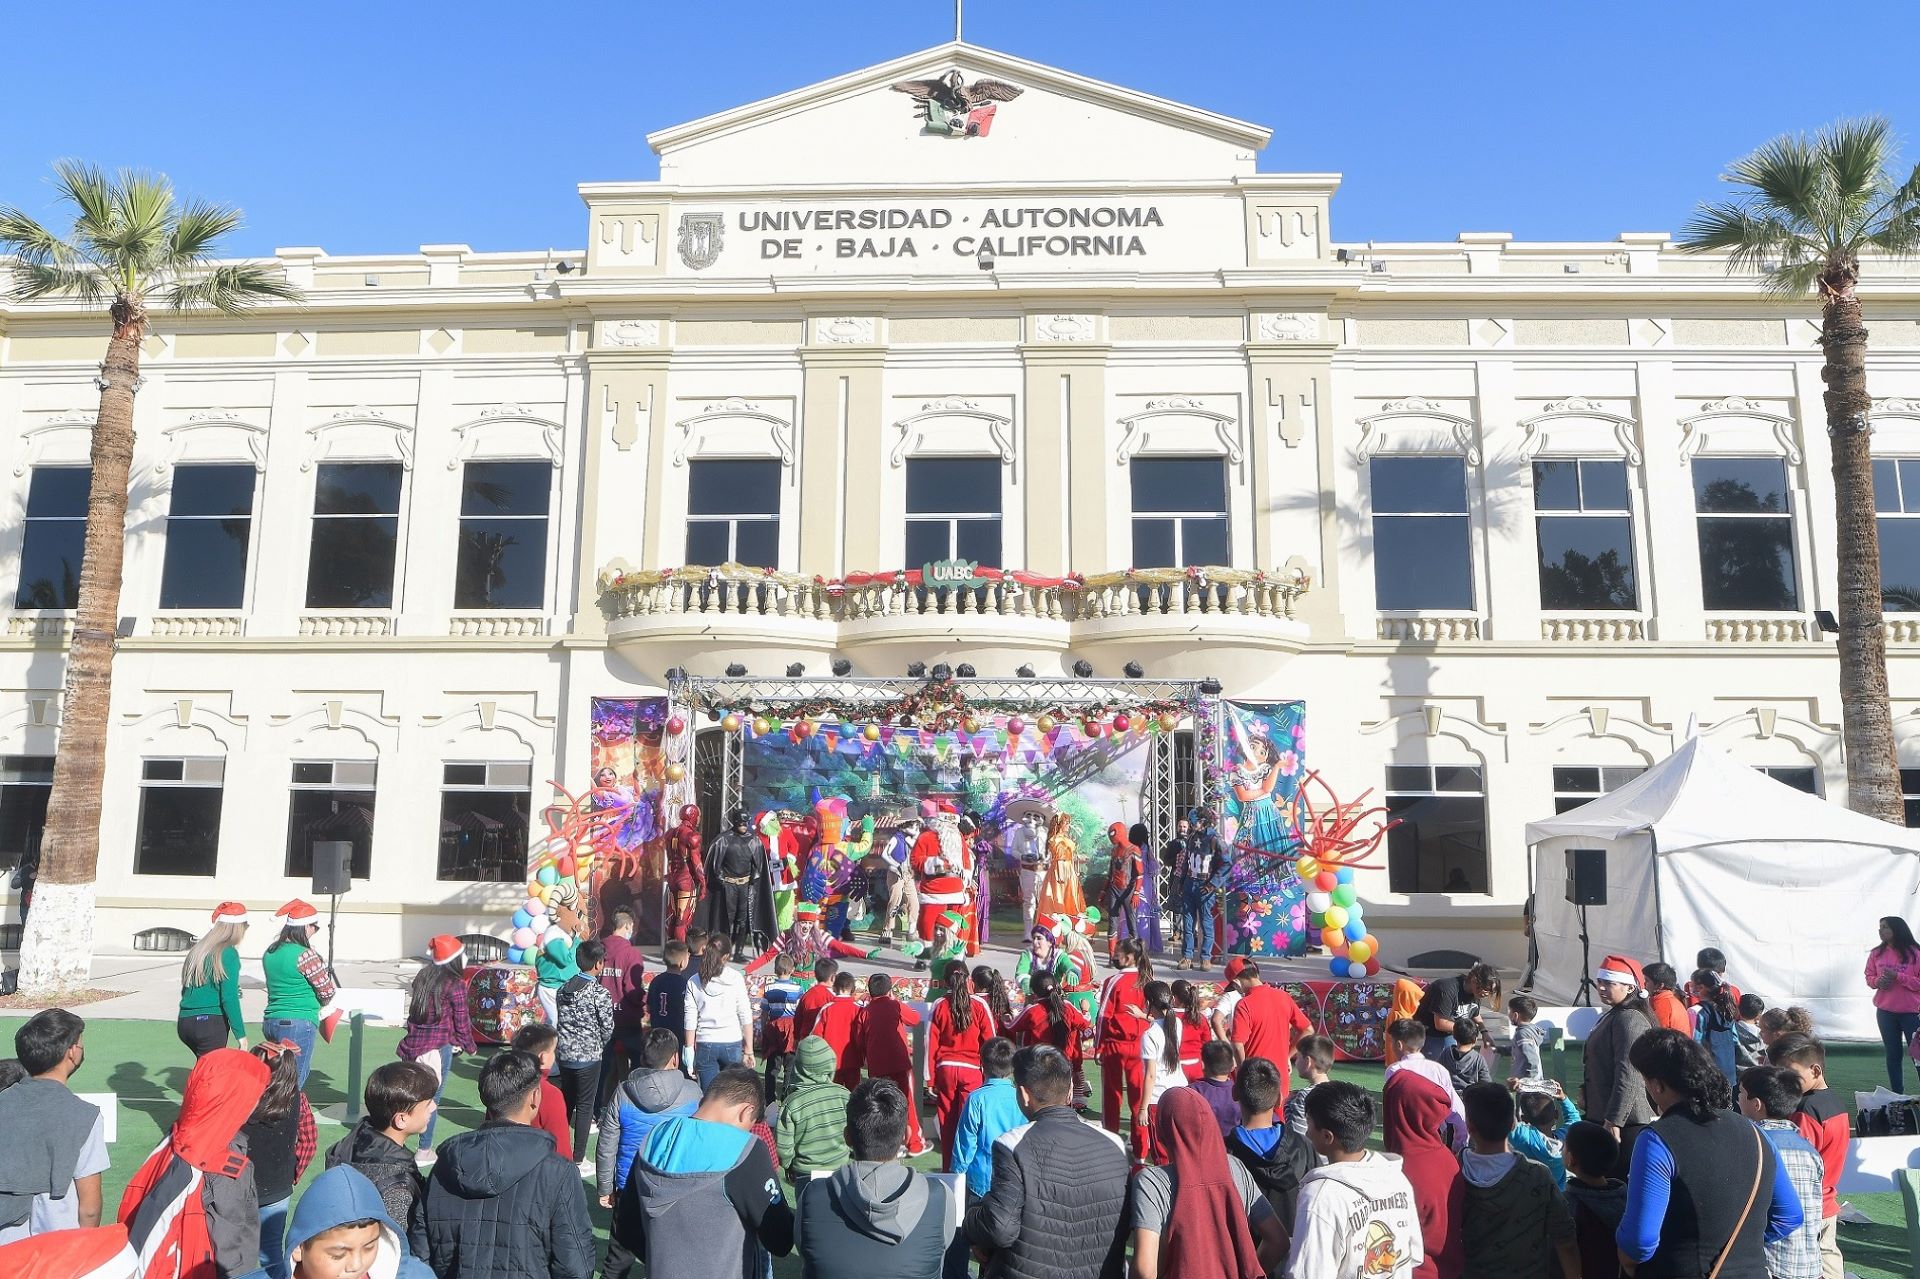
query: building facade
[{"left": 3, "top": 42, "right": 1918, "bottom": 962}]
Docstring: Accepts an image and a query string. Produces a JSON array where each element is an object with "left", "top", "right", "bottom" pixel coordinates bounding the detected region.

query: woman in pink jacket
[{"left": 1865, "top": 915, "right": 1920, "bottom": 1091}]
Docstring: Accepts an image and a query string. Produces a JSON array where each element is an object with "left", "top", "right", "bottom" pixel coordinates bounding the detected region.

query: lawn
[{"left": 5, "top": 1016, "right": 1913, "bottom": 1279}]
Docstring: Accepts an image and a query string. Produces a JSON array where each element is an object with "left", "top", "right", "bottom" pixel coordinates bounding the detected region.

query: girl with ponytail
[
  {"left": 928, "top": 958, "right": 996, "bottom": 1167},
  {"left": 1171, "top": 979, "right": 1208, "bottom": 1083},
  {"left": 1096, "top": 937, "right": 1154, "bottom": 1152},
  {"left": 1010, "top": 971, "right": 1089, "bottom": 1073},
  {"left": 1137, "top": 980, "right": 1191, "bottom": 1164},
  {"left": 972, "top": 964, "right": 1014, "bottom": 1034}
]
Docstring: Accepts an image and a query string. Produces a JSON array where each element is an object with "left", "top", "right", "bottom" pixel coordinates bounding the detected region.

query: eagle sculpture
[{"left": 891, "top": 70, "right": 1024, "bottom": 130}]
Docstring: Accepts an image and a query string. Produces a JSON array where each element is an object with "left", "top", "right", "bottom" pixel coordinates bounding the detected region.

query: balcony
[{"left": 599, "top": 563, "right": 1310, "bottom": 680}]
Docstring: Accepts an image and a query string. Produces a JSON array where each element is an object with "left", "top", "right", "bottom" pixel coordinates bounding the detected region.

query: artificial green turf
[{"left": 5, "top": 1016, "right": 1913, "bottom": 1279}]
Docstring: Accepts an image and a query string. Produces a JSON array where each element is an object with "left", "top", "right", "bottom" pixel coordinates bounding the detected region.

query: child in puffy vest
[{"left": 594, "top": 1028, "right": 700, "bottom": 1207}]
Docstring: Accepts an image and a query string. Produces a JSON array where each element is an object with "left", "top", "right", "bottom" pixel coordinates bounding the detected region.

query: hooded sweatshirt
[
  {"left": 777, "top": 1037, "right": 852, "bottom": 1181},
  {"left": 1284, "top": 1153, "right": 1424, "bottom": 1279},
  {"left": 1380, "top": 1070, "right": 1464, "bottom": 1279},
  {"left": 275, "top": 1164, "right": 433, "bottom": 1279},
  {"left": 419, "top": 1120, "right": 596, "bottom": 1279},
  {"left": 1562, "top": 1177, "right": 1629, "bottom": 1279},
  {"left": 121, "top": 1049, "right": 269, "bottom": 1279},
  {"left": 595, "top": 1066, "right": 701, "bottom": 1196},
  {"left": 324, "top": 1120, "right": 427, "bottom": 1256},
  {"left": 795, "top": 1160, "right": 962, "bottom": 1279},
  {"left": 617, "top": 1115, "right": 794, "bottom": 1279},
  {"left": 1225, "top": 1123, "right": 1314, "bottom": 1235}
]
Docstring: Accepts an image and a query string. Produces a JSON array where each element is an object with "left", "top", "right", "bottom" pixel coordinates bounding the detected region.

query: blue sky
[{"left": 6, "top": 1, "right": 1920, "bottom": 257}]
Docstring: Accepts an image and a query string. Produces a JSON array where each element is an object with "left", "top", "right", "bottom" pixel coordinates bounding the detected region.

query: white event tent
[{"left": 1524, "top": 736, "right": 1920, "bottom": 1041}]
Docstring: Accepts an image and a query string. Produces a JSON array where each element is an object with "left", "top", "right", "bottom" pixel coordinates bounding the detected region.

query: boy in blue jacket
[{"left": 246, "top": 1164, "right": 433, "bottom": 1279}]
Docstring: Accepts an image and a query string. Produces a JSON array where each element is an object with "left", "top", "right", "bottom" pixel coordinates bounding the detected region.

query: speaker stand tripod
[
  {"left": 325, "top": 891, "right": 340, "bottom": 974},
  {"left": 1574, "top": 902, "right": 1597, "bottom": 1007}
]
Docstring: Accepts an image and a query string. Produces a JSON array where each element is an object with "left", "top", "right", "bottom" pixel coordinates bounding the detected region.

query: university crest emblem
[
  {"left": 677, "top": 213, "right": 724, "bottom": 270},
  {"left": 891, "top": 70, "right": 1023, "bottom": 138}
]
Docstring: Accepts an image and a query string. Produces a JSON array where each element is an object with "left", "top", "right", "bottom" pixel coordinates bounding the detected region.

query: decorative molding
[
  {"left": 1875, "top": 397, "right": 1920, "bottom": 417},
  {"left": 888, "top": 399, "right": 1016, "bottom": 468},
  {"left": 448, "top": 404, "right": 564, "bottom": 469},
  {"left": 671, "top": 397, "right": 795, "bottom": 467},
  {"left": 1355, "top": 397, "right": 1481, "bottom": 465},
  {"left": 1677, "top": 397, "right": 1801, "bottom": 464},
  {"left": 1254, "top": 312, "right": 1322, "bottom": 343},
  {"left": 599, "top": 318, "right": 661, "bottom": 348},
  {"left": 813, "top": 316, "right": 877, "bottom": 345},
  {"left": 1113, "top": 400, "right": 1242, "bottom": 466},
  {"left": 155, "top": 414, "right": 270, "bottom": 474},
  {"left": 13, "top": 418, "right": 96, "bottom": 476},
  {"left": 1517, "top": 397, "right": 1643, "bottom": 465},
  {"left": 301, "top": 407, "right": 416, "bottom": 472},
  {"left": 1031, "top": 314, "right": 1096, "bottom": 342}
]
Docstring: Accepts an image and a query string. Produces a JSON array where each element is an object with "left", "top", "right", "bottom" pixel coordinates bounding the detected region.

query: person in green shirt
[
  {"left": 177, "top": 902, "right": 251, "bottom": 1057},
  {"left": 263, "top": 899, "right": 329, "bottom": 1087}
]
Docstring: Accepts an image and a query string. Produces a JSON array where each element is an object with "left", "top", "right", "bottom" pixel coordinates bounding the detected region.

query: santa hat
[
  {"left": 210, "top": 901, "right": 250, "bottom": 926},
  {"left": 795, "top": 902, "right": 823, "bottom": 922},
  {"left": 1595, "top": 954, "right": 1644, "bottom": 989},
  {"left": 938, "top": 909, "right": 965, "bottom": 934},
  {"left": 429, "top": 935, "right": 464, "bottom": 966},
  {"left": 272, "top": 899, "right": 319, "bottom": 927}
]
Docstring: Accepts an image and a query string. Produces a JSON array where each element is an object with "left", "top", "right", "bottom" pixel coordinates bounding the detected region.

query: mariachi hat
[
  {"left": 429, "top": 935, "right": 465, "bottom": 966},
  {"left": 795, "top": 902, "right": 823, "bottom": 922},
  {"left": 210, "top": 901, "right": 250, "bottom": 926},
  {"left": 273, "top": 899, "right": 320, "bottom": 927},
  {"left": 938, "top": 909, "right": 966, "bottom": 934},
  {"left": 1594, "top": 954, "right": 1644, "bottom": 989}
]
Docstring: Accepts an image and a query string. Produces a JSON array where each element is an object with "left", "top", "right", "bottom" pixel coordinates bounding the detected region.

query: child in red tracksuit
[
  {"left": 811, "top": 972, "right": 863, "bottom": 1091},
  {"left": 926, "top": 959, "right": 996, "bottom": 1168},
  {"left": 851, "top": 972, "right": 926, "bottom": 1156},
  {"left": 1095, "top": 941, "right": 1152, "bottom": 1145}
]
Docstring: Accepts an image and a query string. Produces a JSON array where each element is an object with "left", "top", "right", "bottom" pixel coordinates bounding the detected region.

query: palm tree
[
  {"left": 1681, "top": 118, "right": 1920, "bottom": 824},
  {"left": 0, "top": 162, "right": 298, "bottom": 994}
]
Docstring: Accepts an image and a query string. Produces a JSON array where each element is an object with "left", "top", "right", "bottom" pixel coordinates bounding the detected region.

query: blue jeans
[
  {"left": 259, "top": 1195, "right": 291, "bottom": 1279},
  {"left": 261, "top": 1016, "right": 318, "bottom": 1087},
  {"left": 1180, "top": 884, "right": 1215, "bottom": 960},
  {"left": 694, "top": 1040, "right": 743, "bottom": 1091},
  {"left": 418, "top": 1043, "right": 452, "bottom": 1149},
  {"left": 1877, "top": 1007, "right": 1920, "bottom": 1092}
]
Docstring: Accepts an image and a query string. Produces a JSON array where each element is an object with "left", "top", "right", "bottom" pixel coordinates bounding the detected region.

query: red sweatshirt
[
  {"left": 928, "top": 996, "right": 996, "bottom": 1070},
  {"left": 1794, "top": 1086, "right": 1848, "bottom": 1219},
  {"left": 534, "top": 1078, "right": 572, "bottom": 1160},
  {"left": 1095, "top": 972, "right": 1151, "bottom": 1059},
  {"left": 811, "top": 996, "right": 861, "bottom": 1073},
  {"left": 1009, "top": 1002, "right": 1090, "bottom": 1064},
  {"left": 794, "top": 982, "right": 836, "bottom": 1043},
  {"left": 853, "top": 995, "right": 921, "bottom": 1077}
]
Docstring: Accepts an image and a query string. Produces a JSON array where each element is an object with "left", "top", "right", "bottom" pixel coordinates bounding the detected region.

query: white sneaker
[
  {"left": 415, "top": 1148, "right": 437, "bottom": 1168},
  {"left": 577, "top": 1158, "right": 597, "bottom": 1179}
]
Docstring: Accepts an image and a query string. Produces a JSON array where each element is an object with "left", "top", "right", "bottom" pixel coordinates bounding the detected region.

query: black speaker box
[
  {"left": 311, "top": 841, "right": 354, "bottom": 896},
  {"left": 1565, "top": 847, "right": 1607, "bottom": 907}
]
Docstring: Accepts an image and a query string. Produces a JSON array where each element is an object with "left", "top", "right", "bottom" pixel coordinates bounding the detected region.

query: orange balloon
[{"left": 1320, "top": 926, "right": 1345, "bottom": 950}]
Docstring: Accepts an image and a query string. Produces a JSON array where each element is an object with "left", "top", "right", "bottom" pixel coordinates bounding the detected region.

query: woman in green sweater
[
  {"left": 262, "top": 898, "right": 331, "bottom": 1086},
  {"left": 178, "top": 901, "right": 251, "bottom": 1056}
]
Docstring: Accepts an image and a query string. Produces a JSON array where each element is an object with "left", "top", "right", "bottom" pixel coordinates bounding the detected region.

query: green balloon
[
  {"left": 1308, "top": 911, "right": 1326, "bottom": 929},
  {"left": 1331, "top": 884, "right": 1358, "bottom": 908}
]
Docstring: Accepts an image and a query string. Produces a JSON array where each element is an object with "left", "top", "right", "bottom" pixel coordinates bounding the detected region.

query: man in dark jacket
[
  {"left": 963, "top": 1046, "right": 1128, "bottom": 1279},
  {"left": 419, "top": 1049, "right": 594, "bottom": 1279},
  {"left": 795, "top": 1078, "right": 966, "bottom": 1279}
]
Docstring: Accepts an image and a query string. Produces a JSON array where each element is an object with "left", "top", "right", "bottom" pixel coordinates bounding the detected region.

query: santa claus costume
[{"left": 913, "top": 802, "right": 973, "bottom": 945}]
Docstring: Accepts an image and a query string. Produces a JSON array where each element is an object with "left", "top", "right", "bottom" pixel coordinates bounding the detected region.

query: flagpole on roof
[{"left": 955, "top": 0, "right": 962, "bottom": 42}]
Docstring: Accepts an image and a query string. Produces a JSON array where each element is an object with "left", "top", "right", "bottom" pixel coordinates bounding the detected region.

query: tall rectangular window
[
  {"left": 17, "top": 467, "right": 89, "bottom": 609},
  {"left": 160, "top": 464, "right": 256, "bottom": 609},
  {"left": 1385, "top": 763, "right": 1488, "bottom": 894},
  {"left": 1534, "top": 459, "right": 1637, "bottom": 610},
  {"left": 456, "top": 461, "right": 551, "bottom": 608},
  {"left": 133, "top": 758, "right": 225, "bottom": 876},
  {"left": 1551, "top": 764, "right": 1646, "bottom": 814},
  {"left": 1693, "top": 457, "right": 1800, "bottom": 611},
  {"left": 438, "top": 762, "right": 533, "bottom": 882},
  {"left": 905, "top": 457, "right": 1002, "bottom": 568},
  {"left": 306, "top": 463, "right": 402, "bottom": 608},
  {"left": 684, "top": 460, "right": 781, "bottom": 569},
  {"left": 1370, "top": 457, "right": 1473, "bottom": 610},
  {"left": 1902, "top": 768, "right": 1920, "bottom": 828},
  {"left": 285, "top": 760, "right": 376, "bottom": 880},
  {"left": 0, "top": 755, "right": 52, "bottom": 876},
  {"left": 1874, "top": 458, "right": 1920, "bottom": 611},
  {"left": 1130, "top": 458, "right": 1230, "bottom": 568}
]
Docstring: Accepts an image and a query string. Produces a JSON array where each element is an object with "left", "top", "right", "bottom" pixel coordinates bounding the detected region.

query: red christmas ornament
[
  {"left": 665, "top": 715, "right": 686, "bottom": 736},
  {"left": 1112, "top": 712, "right": 1132, "bottom": 733}
]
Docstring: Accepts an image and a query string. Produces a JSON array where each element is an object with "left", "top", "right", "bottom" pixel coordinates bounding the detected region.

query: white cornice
[{"left": 643, "top": 41, "right": 1272, "bottom": 156}]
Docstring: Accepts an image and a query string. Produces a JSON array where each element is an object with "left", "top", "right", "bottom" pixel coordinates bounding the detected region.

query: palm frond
[
  {"left": 11, "top": 262, "right": 112, "bottom": 307},
  {"left": 47, "top": 159, "right": 116, "bottom": 235},
  {"left": 162, "top": 199, "right": 243, "bottom": 269},
  {"left": 1758, "top": 257, "right": 1826, "bottom": 299},
  {"left": 86, "top": 169, "right": 176, "bottom": 281},
  {"left": 1726, "top": 134, "right": 1825, "bottom": 224},
  {"left": 0, "top": 208, "right": 77, "bottom": 268},
  {"left": 1863, "top": 161, "right": 1920, "bottom": 257},
  {"left": 1821, "top": 116, "right": 1895, "bottom": 202},
  {"left": 161, "top": 263, "right": 301, "bottom": 315}
]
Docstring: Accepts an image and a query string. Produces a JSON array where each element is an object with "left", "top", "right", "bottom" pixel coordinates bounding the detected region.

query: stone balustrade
[
  {"left": 1704, "top": 616, "right": 1809, "bottom": 643},
  {"left": 1540, "top": 616, "right": 1645, "bottom": 642}
]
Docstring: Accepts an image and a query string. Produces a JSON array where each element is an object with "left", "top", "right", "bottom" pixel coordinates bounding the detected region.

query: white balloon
[{"left": 1306, "top": 891, "right": 1332, "bottom": 913}]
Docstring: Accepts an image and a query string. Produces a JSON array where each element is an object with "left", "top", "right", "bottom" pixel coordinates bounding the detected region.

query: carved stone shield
[{"left": 676, "top": 213, "right": 723, "bottom": 270}]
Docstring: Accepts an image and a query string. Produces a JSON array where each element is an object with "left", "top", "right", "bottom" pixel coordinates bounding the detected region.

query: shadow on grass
[
  {"left": 1840, "top": 1219, "right": 1914, "bottom": 1277},
  {"left": 108, "top": 1060, "right": 180, "bottom": 1131}
]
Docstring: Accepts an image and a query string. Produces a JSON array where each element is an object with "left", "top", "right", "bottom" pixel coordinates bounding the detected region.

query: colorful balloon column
[{"left": 1286, "top": 770, "right": 1399, "bottom": 981}]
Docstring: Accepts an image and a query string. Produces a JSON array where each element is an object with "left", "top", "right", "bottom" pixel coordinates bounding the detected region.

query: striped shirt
[{"left": 1758, "top": 1119, "right": 1824, "bottom": 1279}]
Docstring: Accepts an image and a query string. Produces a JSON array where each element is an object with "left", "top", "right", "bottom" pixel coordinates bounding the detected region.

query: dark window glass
[
  {"left": 307, "top": 463, "right": 402, "bottom": 608},
  {"left": 133, "top": 760, "right": 224, "bottom": 876},
  {"left": 1876, "top": 459, "right": 1901, "bottom": 515},
  {"left": 1532, "top": 460, "right": 1582, "bottom": 511},
  {"left": 1875, "top": 458, "right": 1920, "bottom": 611},
  {"left": 291, "top": 762, "right": 331, "bottom": 785},
  {"left": 17, "top": 467, "right": 89, "bottom": 609},
  {"left": 1433, "top": 765, "right": 1484, "bottom": 793},
  {"left": 1537, "top": 516, "right": 1637, "bottom": 610},
  {"left": 905, "top": 458, "right": 1002, "bottom": 569},
  {"left": 160, "top": 464, "right": 256, "bottom": 610},
  {"left": 904, "top": 521, "right": 950, "bottom": 569},
  {"left": 1693, "top": 457, "right": 1798, "bottom": 611},
  {"left": 1902, "top": 768, "right": 1920, "bottom": 829},
  {"left": 1694, "top": 458, "right": 1789, "bottom": 514},
  {"left": 443, "top": 763, "right": 488, "bottom": 786},
  {"left": 1372, "top": 457, "right": 1473, "bottom": 610},
  {"left": 1385, "top": 765, "right": 1430, "bottom": 792},
  {"left": 1371, "top": 456, "right": 1467, "bottom": 515},
  {"left": 438, "top": 789, "right": 531, "bottom": 882},
  {"left": 684, "top": 459, "right": 781, "bottom": 568},
  {"left": 953, "top": 519, "right": 1002, "bottom": 567},
  {"left": 1761, "top": 766, "right": 1819, "bottom": 796},
  {"left": 456, "top": 462, "right": 549, "bottom": 609},
  {"left": 1130, "top": 458, "right": 1228, "bottom": 515},
  {"left": 1132, "top": 520, "right": 1177, "bottom": 570},
  {"left": 1579, "top": 460, "right": 1631, "bottom": 511},
  {"left": 459, "top": 461, "right": 550, "bottom": 518},
  {"left": 0, "top": 754, "right": 52, "bottom": 875},
  {"left": 1552, "top": 764, "right": 1645, "bottom": 813},
  {"left": 285, "top": 788, "right": 375, "bottom": 879},
  {"left": 1385, "top": 780, "right": 1489, "bottom": 895},
  {"left": 1552, "top": 766, "right": 1600, "bottom": 793}
]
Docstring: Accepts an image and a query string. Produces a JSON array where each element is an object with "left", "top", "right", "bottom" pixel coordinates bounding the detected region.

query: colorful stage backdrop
[
  {"left": 588, "top": 697, "right": 668, "bottom": 938},
  {"left": 1220, "top": 699, "right": 1310, "bottom": 959}
]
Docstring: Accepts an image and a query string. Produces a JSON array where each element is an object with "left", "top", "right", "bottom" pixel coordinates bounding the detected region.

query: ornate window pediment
[
  {"left": 12, "top": 414, "right": 96, "bottom": 477},
  {"left": 1518, "top": 397, "right": 1642, "bottom": 465},
  {"left": 302, "top": 406, "right": 417, "bottom": 472},
  {"left": 888, "top": 397, "right": 1015, "bottom": 469},
  {"left": 1355, "top": 396, "right": 1481, "bottom": 465},
  {"left": 156, "top": 411, "right": 269, "bottom": 475},
  {"left": 1871, "top": 397, "right": 1920, "bottom": 456},
  {"left": 1113, "top": 397, "right": 1243, "bottom": 467},
  {"left": 670, "top": 398, "right": 795, "bottom": 468},
  {"left": 1677, "top": 395, "right": 1800, "bottom": 464},
  {"left": 448, "top": 404, "right": 563, "bottom": 469}
]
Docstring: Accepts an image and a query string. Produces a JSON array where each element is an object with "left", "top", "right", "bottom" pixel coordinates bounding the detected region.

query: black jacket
[
  {"left": 326, "top": 1118, "right": 428, "bottom": 1256},
  {"left": 420, "top": 1120, "right": 595, "bottom": 1279},
  {"left": 963, "top": 1105, "right": 1129, "bottom": 1279},
  {"left": 1225, "top": 1124, "right": 1315, "bottom": 1234}
]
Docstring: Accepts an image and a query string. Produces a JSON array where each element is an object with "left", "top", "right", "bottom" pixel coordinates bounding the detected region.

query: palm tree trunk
[
  {"left": 1823, "top": 290, "right": 1905, "bottom": 823},
  {"left": 16, "top": 300, "right": 142, "bottom": 995}
]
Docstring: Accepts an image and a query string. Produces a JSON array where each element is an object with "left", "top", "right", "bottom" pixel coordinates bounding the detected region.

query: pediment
[{"left": 646, "top": 42, "right": 1270, "bottom": 186}]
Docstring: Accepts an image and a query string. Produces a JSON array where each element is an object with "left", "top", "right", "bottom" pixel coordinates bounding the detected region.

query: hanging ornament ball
[
  {"left": 1158, "top": 711, "right": 1180, "bottom": 732},
  {"left": 665, "top": 715, "right": 686, "bottom": 736},
  {"left": 664, "top": 762, "right": 686, "bottom": 783},
  {"left": 1006, "top": 716, "right": 1026, "bottom": 737},
  {"left": 1082, "top": 718, "right": 1103, "bottom": 738},
  {"left": 963, "top": 716, "right": 980, "bottom": 734},
  {"left": 839, "top": 723, "right": 858, "bottom": 738},
  {"left": 1296, "top": 855, "right": 1322, "bottom": 879},
  {"left": 1112, "top": 713, "right": 1131, "bottom": 733},
  {"left": 1330, "top": 884, "right": 1357, "bottom": 908},
  {"left": 863, "top": 722, "right": 882, "bottom": 742},
  {"left": 536, "top": 865, "right": 559, "bottom": 887},
  {"left": 722, "top": 713, "right": 742, "bottom": 733},
  {"left": 752, "top": 716, "right": 771, "bottom": 736},
  {"left": 1314, "top": 870, "right": 1339, "bottom": 892},
  {"left": 1037, "top": 714, "right": 1057, "bottom": 734},
  {"left": 767, "top": 714, "right": 783, "bottom": 731},
  {"left": 795, "top": 719, "right": 814, "bottom": 738}
]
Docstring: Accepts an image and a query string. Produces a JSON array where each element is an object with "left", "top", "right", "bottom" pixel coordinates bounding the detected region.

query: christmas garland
[
  {"left": 680, "top": 674, "right": 1201, "bottom": 739},
  {"left": 599, "top": 562, "right": 1309, "bottom": 596}
]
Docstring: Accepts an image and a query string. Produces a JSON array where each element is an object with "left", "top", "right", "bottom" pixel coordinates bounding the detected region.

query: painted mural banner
[{"left": 1219, "top": 699, "right": 1310, "bottom": 958}]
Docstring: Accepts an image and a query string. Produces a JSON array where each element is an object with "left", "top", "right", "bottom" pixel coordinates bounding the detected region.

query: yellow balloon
[
  {"left": 1295, "top": 856, "right": 1321, "bottom": 879},
  {"left": 1323, "top": 905, "right": 1349, "bottom": 930},
  {"left": 1348, "top": 940, "right": 1373, "bottom": 964}
]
